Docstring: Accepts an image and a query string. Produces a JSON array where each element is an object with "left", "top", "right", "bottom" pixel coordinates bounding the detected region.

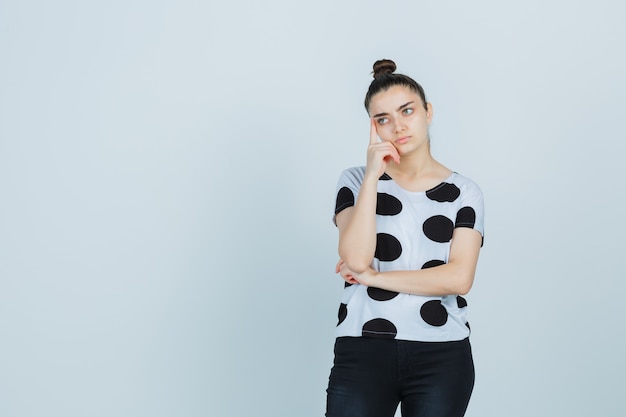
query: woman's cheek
[{"left": 378, "top": 127, "right": 392, "bottom": 141}]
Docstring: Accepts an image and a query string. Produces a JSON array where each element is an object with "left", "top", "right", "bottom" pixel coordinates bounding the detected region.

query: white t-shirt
[{"left": 334, "top": 167, "right": 485, "bottom": 342}]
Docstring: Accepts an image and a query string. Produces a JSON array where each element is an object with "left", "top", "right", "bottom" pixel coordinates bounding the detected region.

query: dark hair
[{"left": 364, "top": 59, "right": 428, "bottom": 112}]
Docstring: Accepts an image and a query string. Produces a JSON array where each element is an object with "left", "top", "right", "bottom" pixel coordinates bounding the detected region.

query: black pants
[{"left": 326, "top": 337, "right": 474, "bottom": 417}]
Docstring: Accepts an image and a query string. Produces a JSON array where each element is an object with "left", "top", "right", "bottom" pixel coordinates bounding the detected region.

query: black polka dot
[
  {"left": 455, "top": 206, "right": 476, "bottom": 228},
  {"left": 344, "top": 281, "right": 352, "bottom": 288},
  {"left": 367, "top": 287, "right": 399, "bottom": 301},
  {"left": 422, "top": 259, "right": 445, "bottom": 269},
  {"left": 465, "top": 321, "right": 471, "bottom": 330},
  {"left": 422, "top": 215, "right": 454, "bottom": 243},
  {"left": 426, "top": 183, "right": 460, "bottom": 202},
  {"left": 335, "top": 187, "right": 354, "bottom": 214},
  {"left": 376, "top": 193, "right": 403, "bottom": 216},
  {"left": 457, "top": 296, "right": 467, "bottom": 308},
  {"left": 379, "top": 173, "right": 392, "bottom": 181},
  {"left": 337, "top": 303, "right": 347, "bottom": 326},
  {"left": 375, "top": 233, "right": 403, "bottom": 262},
  {"left": 420, "top": 300, "right": 448, "bottom": 326},
  {"left": 362, "top": 318, "right": 397, "bottom": 338}
]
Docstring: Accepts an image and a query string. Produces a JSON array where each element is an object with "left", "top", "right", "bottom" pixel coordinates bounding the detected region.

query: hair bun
[{"left": 372, "top": 59, "right": 397, "bottom": 79}]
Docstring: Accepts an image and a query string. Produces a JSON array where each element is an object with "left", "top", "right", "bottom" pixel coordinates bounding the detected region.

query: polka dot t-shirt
[{"left": 334, "top": 167, "right": 485, "bottom": 342}]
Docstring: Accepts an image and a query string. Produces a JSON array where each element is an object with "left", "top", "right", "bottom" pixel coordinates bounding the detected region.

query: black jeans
[{"left": 326, "top": 337, "right": 474, "bottom": 417}]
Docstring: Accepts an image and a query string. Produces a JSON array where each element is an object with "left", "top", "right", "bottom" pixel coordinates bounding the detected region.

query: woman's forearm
[
  {"left": 367, "top": 262, "right": 475, "bottom": 296},
  {"left": 338, "top": 228, "right": 482, "bottom": 296}
]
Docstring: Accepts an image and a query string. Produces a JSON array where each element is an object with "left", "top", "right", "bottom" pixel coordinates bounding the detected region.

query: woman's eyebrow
[
  {"left": 398, "top": 101, "right": 414, "bottom": 111},
  {"left": 372, "top": 101, "right": 414, "bottom": 118}
]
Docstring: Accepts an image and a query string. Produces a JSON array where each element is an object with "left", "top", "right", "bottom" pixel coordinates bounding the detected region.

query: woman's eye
[
  {"left": 403, "top": 108, "right": 414, "bottom": 115},
  {"left": 377, "top": 117, "right": 388, "bottom": 125}
]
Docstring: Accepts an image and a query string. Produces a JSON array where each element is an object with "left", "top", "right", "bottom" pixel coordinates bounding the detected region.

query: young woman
[{"left": 326, "top": 59, "right": 484, "bottom": 417}]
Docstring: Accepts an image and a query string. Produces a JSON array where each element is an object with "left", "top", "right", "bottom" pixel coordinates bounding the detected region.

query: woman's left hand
[{"left": 335, "top": 259, "right": 378, "bottom": 286}]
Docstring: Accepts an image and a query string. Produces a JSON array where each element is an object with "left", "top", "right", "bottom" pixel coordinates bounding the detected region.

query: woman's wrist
[
  {"left": 360, "top": 267, "right": 379, "bottom": 286},
  {"left": 362, "top": 171, "right": 380, "bottom": 187}
]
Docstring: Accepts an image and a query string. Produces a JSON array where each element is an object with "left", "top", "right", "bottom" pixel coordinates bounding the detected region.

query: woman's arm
[
  {"left": 338, "top": 228, "right": 482, "bottom": 296},
  {"left": 335, "top": 176, "right": 378, "bottom": 273},
  {"left": 336, "top": 119, "right": 400, "bottom": 273}
]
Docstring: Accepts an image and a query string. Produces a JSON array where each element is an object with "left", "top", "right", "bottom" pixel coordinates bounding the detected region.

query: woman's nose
[{"left": 393, "top": 120, "right": 406, "bottom": 133}]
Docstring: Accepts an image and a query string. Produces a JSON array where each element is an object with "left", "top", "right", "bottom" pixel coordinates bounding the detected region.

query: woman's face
[{"left": 367, "top": 85, "right": 433, "bottom": 155}]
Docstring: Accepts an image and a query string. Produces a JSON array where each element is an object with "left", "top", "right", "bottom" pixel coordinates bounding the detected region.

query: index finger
[{"left": 369, "top": 118, "right": 379, "bottom": 145}]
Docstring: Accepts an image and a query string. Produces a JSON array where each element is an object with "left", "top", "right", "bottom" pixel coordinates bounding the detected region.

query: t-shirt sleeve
[
  {"left": 333, "top": 167, "right": 364, "bottom": 225},
  {"left": 454, "top": 180, "right": 485, "bottom": 241}
]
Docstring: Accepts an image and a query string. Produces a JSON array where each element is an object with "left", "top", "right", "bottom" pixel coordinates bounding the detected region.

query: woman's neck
[
  {"left": 388, "top": 146, "right": 438, "bottom": 178},
  {"left": 385, "top": 149, "right": 452, "bottom": 191}
]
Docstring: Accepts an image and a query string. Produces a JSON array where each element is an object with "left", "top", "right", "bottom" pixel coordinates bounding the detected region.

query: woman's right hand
[{"left": 365, "top": 118, "right": 400, "bottom": 179}]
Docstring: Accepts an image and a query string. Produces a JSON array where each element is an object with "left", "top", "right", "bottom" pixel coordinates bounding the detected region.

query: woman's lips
[{"left": 395, "top": 136, "right": 410, "bottom": 144}]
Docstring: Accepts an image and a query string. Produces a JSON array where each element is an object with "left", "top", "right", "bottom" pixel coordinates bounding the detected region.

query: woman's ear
[{"left": 426, "top": 102, "right": 434, "bottom": 124}]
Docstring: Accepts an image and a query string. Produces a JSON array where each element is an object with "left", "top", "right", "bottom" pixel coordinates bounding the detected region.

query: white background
[{"left": 1, "top": 1, "right": 625, "bottom": 416}]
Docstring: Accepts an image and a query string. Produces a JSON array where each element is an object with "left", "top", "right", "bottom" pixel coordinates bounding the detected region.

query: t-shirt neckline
[{"left": 383, "top": 171, "right": 457, "bottom": 195}]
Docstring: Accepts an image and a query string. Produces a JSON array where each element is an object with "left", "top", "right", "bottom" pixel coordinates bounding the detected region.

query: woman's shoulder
[
  {"left": 449, "top": 171, "right": 482, "bottom": 190},
  {"left": 337, "top": 166, "right": 394, "bottom": 189},
  {"left": 340, "top": 166, "right": 366, "bottom": 177},
  {"left": 447, "top": 172, "right": 484, "bottom": 204},
  {"left": 337, "top": 166, "right": 366, "bottom": 185}
]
